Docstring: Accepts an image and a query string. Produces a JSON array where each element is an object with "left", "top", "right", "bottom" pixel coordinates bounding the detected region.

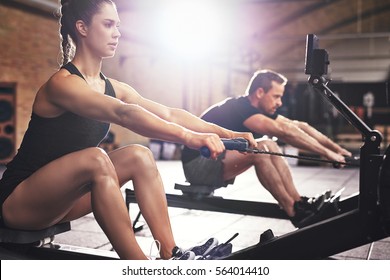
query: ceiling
[
  {"left": 5, "top": 0, "right": 390, "bottom": 81},
  {"left": 116, "top": 0, "right": 390, "bottom": 81}
]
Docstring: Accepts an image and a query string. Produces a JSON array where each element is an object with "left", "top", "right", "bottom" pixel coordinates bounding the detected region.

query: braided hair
[{"left": 58, "top": 0, "right": 115, "bottom": 66}]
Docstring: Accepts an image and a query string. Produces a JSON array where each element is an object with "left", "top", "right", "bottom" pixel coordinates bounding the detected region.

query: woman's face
[{"left": 83, "top": 3, "right": 121, "bottom": 59}]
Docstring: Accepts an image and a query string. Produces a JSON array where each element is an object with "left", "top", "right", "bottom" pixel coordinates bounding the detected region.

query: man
[{"left": 181, "top": 69, "right": 352, "bottom": 228}]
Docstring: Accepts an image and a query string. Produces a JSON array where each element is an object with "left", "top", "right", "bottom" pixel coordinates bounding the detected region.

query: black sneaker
[
  {"left": 197, "top": 233, "right": 238, "bottom": 260},
  {"left": 171, "top": 246, "right": 183, "bottom": 259},
  {"left": 171, "top": 238, "right": 218, "bottom": 260},
  {"left": 291, "top": 197, "right": 341, "bottom": 228},
  {"left": 290, "top": 200, "right": 317, "bottom": 228},
  {"left": 300, "top": 190, "right": 332, "bottom": 212},
  {"left": 170, "top": 246, "right": 195, "bottom": 260},
  {"left": 197, "top": 243, "right": 233, "bottom": 260},
  {"left": 188, "top": 237, "right": 219, "bottom": 256},
  {"left": 173, "top": 251, "right": 196, "bottom": 260}
]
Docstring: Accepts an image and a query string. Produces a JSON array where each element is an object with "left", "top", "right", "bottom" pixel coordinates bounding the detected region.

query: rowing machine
[
  {"left": 223, "top": 34, "right": 390, "bottom": 259},
  {"left": 128, "top": 34, "right": 390, "bottom": 259},
  {"left": 126, "top": 137, "right": 358, "bottom": 227}
]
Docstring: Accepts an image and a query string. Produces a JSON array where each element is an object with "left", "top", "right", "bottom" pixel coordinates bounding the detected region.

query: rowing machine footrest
[
  {"left": 174, "top": 182, "right": 228, "bottom": 197},
  {"left": 0, "top": 222, "right": 71, "bottom": 245},
  {"left": 259, "top": 229, "right": 276, "bottom": 244}
]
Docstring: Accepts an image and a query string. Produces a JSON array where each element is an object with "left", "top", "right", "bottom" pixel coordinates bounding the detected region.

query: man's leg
[
  {"left": 222, "top": 139, "right": 300, "bottom": 217},
  {"left": 263, "top": 140, "right": 301, "bottom": 201}
]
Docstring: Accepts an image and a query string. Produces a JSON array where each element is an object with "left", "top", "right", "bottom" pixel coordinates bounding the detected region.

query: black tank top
[{"left": 0, "top": 63, "right": 116, "bottom": 206}]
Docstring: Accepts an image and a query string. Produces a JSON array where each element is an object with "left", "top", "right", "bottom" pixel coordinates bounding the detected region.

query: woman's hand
[
  {"left": 184, "top": 132, "right": 225, "bottom": 160},
  {"left": 231, "top": 132, "right": 257, "bottom": 149}
]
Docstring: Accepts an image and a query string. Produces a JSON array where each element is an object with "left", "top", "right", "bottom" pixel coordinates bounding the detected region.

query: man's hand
[
  {"left": 232, "top": 132, "right": 257, "bottom": 149},
  {"left": 337, "top": 147, "right": 352, "bottom": 158},
  {"left": 325, "top": 149, "right": 348, "bottom": 167}
]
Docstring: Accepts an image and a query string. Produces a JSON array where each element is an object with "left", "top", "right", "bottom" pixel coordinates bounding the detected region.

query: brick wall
[{"left": 0, "top": 4, "right": 60, "bottom": 149}]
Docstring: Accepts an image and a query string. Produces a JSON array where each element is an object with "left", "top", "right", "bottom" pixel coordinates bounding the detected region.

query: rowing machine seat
[
  {"left": 174, "top": 182, "right": 229, "bottom": 198},
  {"left": 0, "top": 222, "right": 71, "bottom": 245}
]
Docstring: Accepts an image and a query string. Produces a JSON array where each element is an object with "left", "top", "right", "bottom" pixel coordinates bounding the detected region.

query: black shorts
[
  {"left": 182, "top": 151, "right": 234, "bottom": 187},
  {"left": 0, "top": 168, "right": 31, "bottom": 216}
]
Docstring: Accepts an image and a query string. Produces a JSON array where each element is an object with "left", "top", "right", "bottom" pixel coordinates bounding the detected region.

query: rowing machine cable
[{"left": 243, "top": 148, "right": 360, "bottom": 168}]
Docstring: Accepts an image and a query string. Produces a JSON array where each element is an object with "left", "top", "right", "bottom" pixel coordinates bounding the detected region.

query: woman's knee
[
  {"left": 109, "top": 145, "right": 158, "bottom": 184},
  {"left": 83, "top": 147, "right": 115, "bottom": 176},
  {"left": 117, "top": 145, "right": 155, "bottom": 167}
]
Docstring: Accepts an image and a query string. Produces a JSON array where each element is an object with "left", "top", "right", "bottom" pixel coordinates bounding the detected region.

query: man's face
[{"left": 257, "top": 81, "right": 284, "bottom": 115}]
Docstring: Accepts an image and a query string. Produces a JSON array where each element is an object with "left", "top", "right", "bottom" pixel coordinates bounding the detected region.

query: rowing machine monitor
[{"left": 305, "top": 34, "right": 329, "bottom": 76}]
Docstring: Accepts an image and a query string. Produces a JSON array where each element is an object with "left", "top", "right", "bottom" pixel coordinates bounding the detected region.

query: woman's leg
[
  {"left": 60, "top": 145, "right": 176, "bottom": 259},
  {"left": 108, "top": 145, "right": 176, "bottom": 260},
  {"left": 2, "top": 147, "right": 147, "bottom": 259}
]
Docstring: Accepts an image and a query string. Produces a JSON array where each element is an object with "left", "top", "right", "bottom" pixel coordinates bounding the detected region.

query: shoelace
[{"left": 148, "top": 239, "right": 161, "bottom": 260}]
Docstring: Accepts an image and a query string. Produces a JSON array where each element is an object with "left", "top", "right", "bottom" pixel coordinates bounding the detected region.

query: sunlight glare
[{"left": 158, "top": 0, "right": 229, "bottom": 59}]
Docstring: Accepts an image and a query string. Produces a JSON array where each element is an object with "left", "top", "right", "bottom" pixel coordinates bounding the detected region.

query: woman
[{"left": 0, "top": 0, "right": 255, "bottom": 260}]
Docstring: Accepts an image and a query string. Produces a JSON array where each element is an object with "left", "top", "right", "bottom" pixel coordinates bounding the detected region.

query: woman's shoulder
[
  {"left": 46, "top": 67, "right": 73, "bottom": 84},
  {"left": 107, "top": 77, "right": 130, "bottom": 91},
  {"left": 107, "top": 78, "right": 140, "bottom": 101},
  {"left": 33, "top": 69, "right": 73, "bottom": 116},
  {"left": 46, "top": 67, "right": 83, "bottom": 89}
]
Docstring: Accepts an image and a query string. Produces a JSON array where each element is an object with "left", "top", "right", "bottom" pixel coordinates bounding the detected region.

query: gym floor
[{"left": 11, "top": 159, "right": 385, "bottom": 260}]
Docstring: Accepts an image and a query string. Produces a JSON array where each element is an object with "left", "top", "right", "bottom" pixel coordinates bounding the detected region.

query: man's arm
[
  {"left": 243, "top": 113, "right": 348, "bottom": 163},
  {"left": 276, "top": 115, "right": 352, "bottom": 157}
]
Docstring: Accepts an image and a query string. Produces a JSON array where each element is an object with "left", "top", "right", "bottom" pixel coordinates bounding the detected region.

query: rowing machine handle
[
  {"left": 332, "top": 155, "right": 360, "bottom": 168},
  {"left": 200, "top": 138, "right": 249, "bottom": 158}
]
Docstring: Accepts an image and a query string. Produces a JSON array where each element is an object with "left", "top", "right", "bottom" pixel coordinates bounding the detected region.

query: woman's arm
[
  {"left": 42, "top": 70, "right": 225, "bottom": 159},
  {"left": 112, "top": 79, "right": 257, "bottom": 147}
]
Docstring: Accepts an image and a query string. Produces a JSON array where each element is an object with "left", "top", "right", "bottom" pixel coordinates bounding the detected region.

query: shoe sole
[{"left": 173, "top": 251, "right": 196, "bottom": 260}]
